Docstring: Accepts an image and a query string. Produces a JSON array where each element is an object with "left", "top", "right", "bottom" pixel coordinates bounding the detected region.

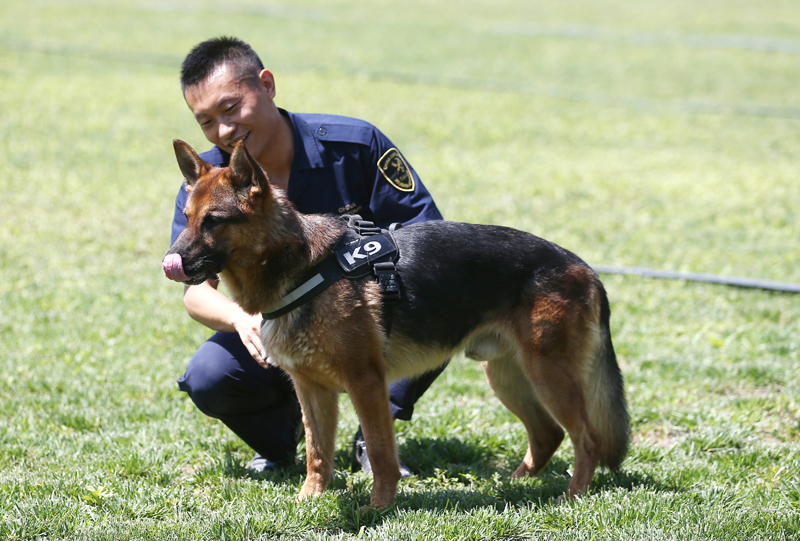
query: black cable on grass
[{"left": 592, "top": 265, "right": 800, "bottom": 293}]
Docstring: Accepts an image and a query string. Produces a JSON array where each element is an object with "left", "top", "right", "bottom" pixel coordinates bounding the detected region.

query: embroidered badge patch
[{"left": 378, "top": 148, "right": 415, "bottom": 192}]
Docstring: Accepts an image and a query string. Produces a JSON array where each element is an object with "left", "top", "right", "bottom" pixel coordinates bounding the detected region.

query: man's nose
[{"left": 219, "top": 121, "right": 236, "bottom": 142}]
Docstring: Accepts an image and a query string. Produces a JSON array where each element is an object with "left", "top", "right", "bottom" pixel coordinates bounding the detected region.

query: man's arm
[
  {"left": 182, "top": 280, "right": 267, "bottom": 367},
  {"left": 367, "top": 131, "right": 443, "bottom": 226}
]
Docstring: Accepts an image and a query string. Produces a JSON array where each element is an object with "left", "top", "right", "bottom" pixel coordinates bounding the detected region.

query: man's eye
[{"left": 225, "top": 102, "right": 239, "bottom": 113}]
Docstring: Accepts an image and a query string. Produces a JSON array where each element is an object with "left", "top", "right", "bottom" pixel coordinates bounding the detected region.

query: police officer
[{"left": 170, "top": 37, "right": 445, "bottom": 473}]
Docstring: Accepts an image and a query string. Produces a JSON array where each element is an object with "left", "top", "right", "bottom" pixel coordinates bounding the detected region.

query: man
[{"left": 169, "top": 37, "right": 445, "bottom": 473}]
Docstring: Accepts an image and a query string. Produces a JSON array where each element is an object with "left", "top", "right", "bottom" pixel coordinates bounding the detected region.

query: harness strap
[
  {"left": 342, "top": 214, "right": 403, "bottom": 336},
  {"left": 373, "top": 261, "right": 401, "bottom": 336},
  {"left": 261, "top": 256, "right": 343, "bottom": 320},
  {"left": 262, "top": 215, "right": 402, "bottom": 334}
]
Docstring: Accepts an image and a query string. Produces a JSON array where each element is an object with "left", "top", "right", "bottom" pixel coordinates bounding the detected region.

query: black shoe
[
  {"left": 247, "top": 453, "right": 293, "bottom": 473},
  {"left": 352, "top": 426, "right": 412, "bottom": 478}
]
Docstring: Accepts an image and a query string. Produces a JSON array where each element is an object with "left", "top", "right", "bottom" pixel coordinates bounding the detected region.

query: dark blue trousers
[{"left": 178, "top": 331, "right": 445, "bottom": 462}]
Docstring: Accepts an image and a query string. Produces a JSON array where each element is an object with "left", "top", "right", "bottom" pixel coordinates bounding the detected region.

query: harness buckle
[
  {"left": 342, "top": 214, "right": 381, "bottom": 236},
  {"left": 373, "top": 261, "right": 401, "bottom": 304}
]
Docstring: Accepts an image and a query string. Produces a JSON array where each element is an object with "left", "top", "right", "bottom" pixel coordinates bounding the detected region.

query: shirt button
[{"left": 318, "top": 127, "right": 327, "bottom": 136}]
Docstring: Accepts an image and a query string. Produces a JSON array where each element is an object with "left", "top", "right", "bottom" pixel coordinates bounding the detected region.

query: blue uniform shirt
[{"left": 171, "top": 109, "right": 442, "bottom": 245}]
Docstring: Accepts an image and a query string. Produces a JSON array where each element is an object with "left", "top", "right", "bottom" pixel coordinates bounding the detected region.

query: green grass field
[{"left": 1, "top": 0, "right": 799, "bottom": 539}]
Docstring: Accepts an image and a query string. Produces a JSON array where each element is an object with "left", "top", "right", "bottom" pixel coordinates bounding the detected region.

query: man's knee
[
  {"left": 178, "top": 346, "right": 240, "bottom": 418},
  {"left": 177, "top": 333, "right": 291, "bottom": 418}
]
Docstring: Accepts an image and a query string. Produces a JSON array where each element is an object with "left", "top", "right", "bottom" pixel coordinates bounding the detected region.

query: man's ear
[
  {"left": 173, "top": 139, "right": 210, "bottom": 191},
  {"left": 230, "top": 141, "right": 268, "bottom": 197},
  {"left": 257, "top": 69, "right": 277, "bottom": 99}
]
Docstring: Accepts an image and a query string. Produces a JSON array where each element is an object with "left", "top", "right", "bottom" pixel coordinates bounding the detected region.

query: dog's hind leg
[
  {"left": 293, "top": 375, "right": 339, "bottom": 500},
  {"left": 482, "top": 355, "right": 565, "bottom": 478},
  {"left": 345, "top": 362, "right": 400, "bottom": 509},
  {"left": 505, "top": 273, "right": 613, "bottom": 498},
  {"left": 518, "top": 349, "right": 602, "bottom": 498}
]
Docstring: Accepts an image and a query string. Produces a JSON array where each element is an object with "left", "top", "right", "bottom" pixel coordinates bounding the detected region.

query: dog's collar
[{"left": 261, "top": 217, "right": 400, "bottom": 320}]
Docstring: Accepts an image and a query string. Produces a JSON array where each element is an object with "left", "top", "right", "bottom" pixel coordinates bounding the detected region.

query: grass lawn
[{"left": 1, "top": 0, "right": 799, "bottom": 539}]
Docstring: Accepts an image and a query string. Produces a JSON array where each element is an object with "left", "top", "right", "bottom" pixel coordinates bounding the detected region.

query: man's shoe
[
  {"left": 352, "top": 427, "right": 412, "bottom": 478},
  {"left": 247, "top": 453, "right": 293, "bottom": 473}
]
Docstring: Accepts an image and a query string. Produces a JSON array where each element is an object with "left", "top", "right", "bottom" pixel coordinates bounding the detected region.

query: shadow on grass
[
  {"left": 214, "top": 437, "right": 676, "bottom": 534},
  {"left": 324, "top": 436, "right": 677, "bottom": 533}
]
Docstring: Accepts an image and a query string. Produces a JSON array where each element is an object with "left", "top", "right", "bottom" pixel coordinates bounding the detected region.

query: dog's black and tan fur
[{"left": 165, "top": 139, "right": 630, "bottom": 508}]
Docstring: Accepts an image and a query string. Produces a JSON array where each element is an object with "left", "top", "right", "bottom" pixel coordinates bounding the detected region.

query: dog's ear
[
  {"left": 173, "top": 139, "right": 210, "bottom": 191},
  {"left": 229, "top": 141, "right": 268, "bottom": 197}
]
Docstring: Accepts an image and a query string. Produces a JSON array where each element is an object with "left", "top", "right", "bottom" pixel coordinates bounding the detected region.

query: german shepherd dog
[{"left": 163, "top": 140, "right": 629, "bottom": 509}]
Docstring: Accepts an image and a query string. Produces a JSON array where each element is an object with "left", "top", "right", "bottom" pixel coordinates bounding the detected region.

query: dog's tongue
[{"left": 162, "top": 253, "right": 188, "bottom": 282}]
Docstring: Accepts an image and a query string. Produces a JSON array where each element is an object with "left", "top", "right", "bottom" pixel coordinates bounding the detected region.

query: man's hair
[{"left": 180, "top": 37, "right": 264, "bottom": 91}]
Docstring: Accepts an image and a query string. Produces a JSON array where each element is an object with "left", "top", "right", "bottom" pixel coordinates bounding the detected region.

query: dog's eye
[{"left": 203, "top": 215, "right": 225, "bottom": 229}]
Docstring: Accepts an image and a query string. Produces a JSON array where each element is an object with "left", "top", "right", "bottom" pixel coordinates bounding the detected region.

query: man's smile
[{"left": 226, "top": 131, "right": 250, "bottom": 149}]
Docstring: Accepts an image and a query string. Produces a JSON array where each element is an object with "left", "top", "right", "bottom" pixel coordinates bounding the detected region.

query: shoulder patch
[{"left": 377, "top": 148, "right": 415, "bottom": 192}]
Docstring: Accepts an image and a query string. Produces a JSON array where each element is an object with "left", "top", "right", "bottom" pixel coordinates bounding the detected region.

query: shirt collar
[
  {"left": 206, "top": 109, "right": 320, "bottom": 202},
  {"left": 283, "top": 109, "right": 324, "bottom": 171},
  {"left": 206, "top": 109, "right": 323, "bottom": 171}
]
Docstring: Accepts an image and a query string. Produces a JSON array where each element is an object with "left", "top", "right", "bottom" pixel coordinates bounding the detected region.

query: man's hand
[
  {"left": 230, "top": 311, "right": 268, "bottom": 367},
  {"left": 182, "top": 279, "right": 269, "bottom": 367}
]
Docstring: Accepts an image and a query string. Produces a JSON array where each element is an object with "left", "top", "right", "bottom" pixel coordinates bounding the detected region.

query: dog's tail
[{"left": 584, "top": 282, "right": 630, "bottom": 471}]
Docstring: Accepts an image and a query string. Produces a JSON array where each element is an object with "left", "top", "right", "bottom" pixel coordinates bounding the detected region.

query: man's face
[{"left": 183, "top": 63, "right": 276, "bottom": 161}]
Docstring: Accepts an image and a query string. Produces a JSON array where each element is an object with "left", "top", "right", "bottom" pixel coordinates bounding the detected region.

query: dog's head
[{"left": 162, "top": 139, "right": 271, "bottom": 285}]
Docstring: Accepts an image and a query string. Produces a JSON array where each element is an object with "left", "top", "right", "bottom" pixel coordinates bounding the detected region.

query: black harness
[{"left": 261, "top": 215, "right": 402, "bottom": 334}]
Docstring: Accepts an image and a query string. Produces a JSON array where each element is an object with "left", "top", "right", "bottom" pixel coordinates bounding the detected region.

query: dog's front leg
[
  {"left": 292, "top": 375, "right": 339, "bottom": 500},
  {"left": 346, "top": 364, "right": 400, "bottom": 509}
]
